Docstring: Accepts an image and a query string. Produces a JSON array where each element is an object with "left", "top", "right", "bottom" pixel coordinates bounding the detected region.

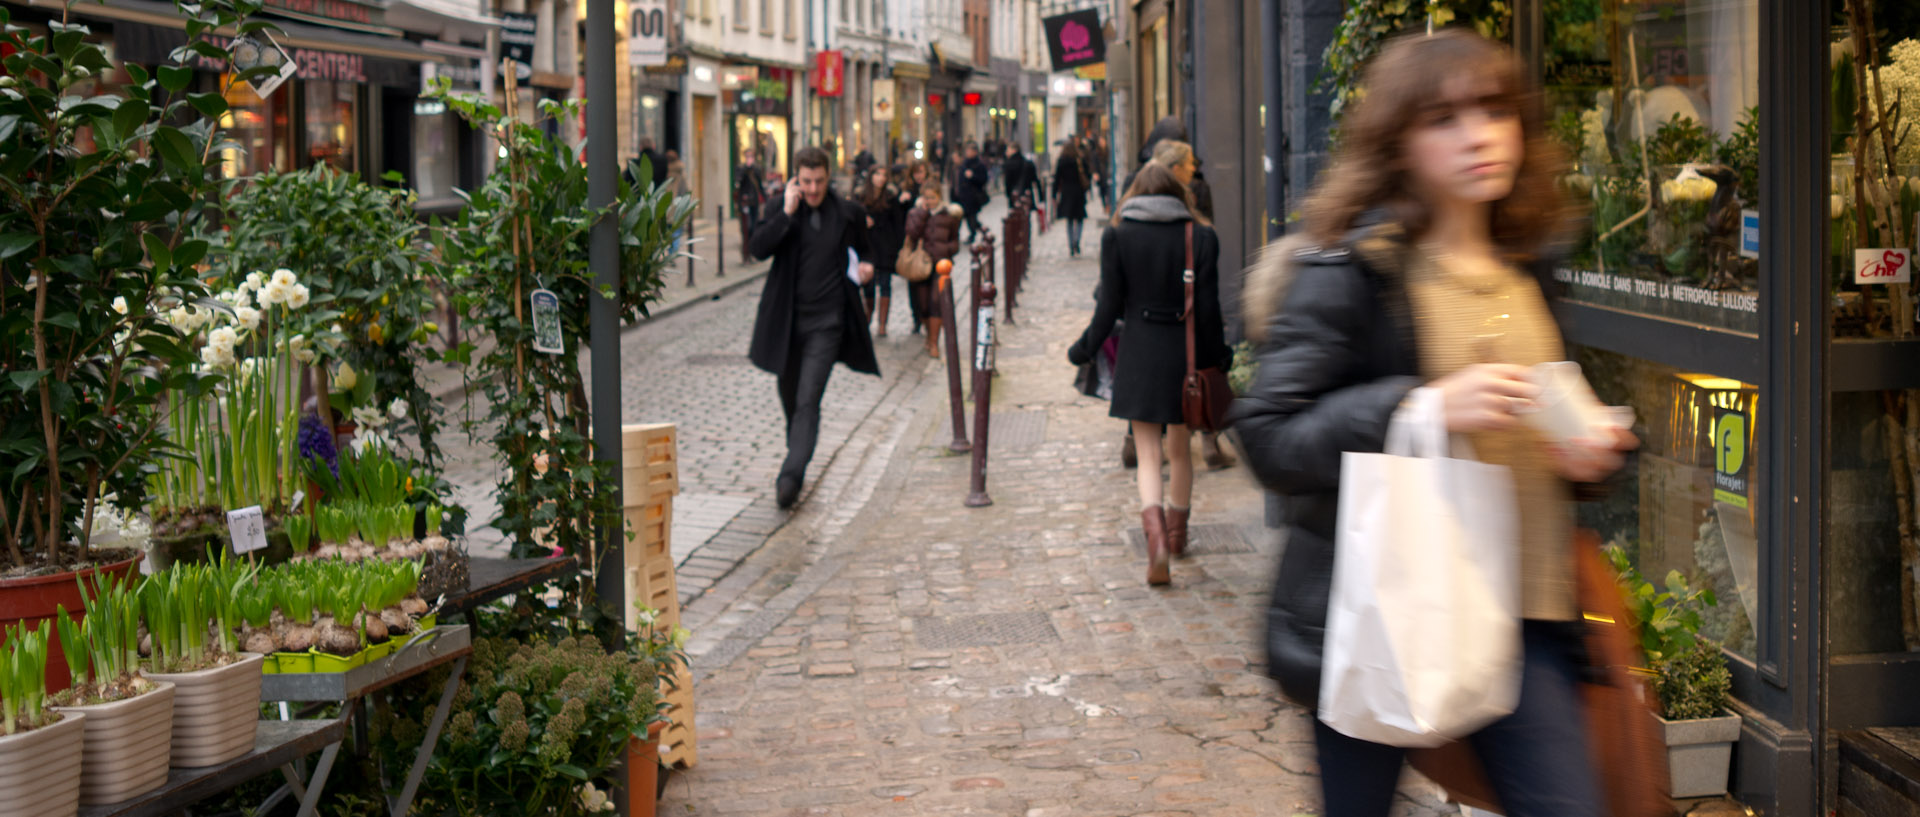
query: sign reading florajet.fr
[
  {"left": 1042, "top": 9, "right": 1104, "bottom": 72},
  {"left": 1713, "top": 406, "right": 1749, "bottom": 509}
]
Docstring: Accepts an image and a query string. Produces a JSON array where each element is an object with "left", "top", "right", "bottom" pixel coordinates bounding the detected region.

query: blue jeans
[
  {"left": 1312, "top": 621, "right": 1602, "bottom": 817},
  {"left": 1066, "top": 219, "right": 1084, "bottom": 249}
]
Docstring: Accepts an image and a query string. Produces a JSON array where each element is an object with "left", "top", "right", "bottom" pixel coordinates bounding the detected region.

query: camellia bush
[
  {"left": 0, "top": 0, "right": 277, "bottom": 572},
  {"left": 429, "top": 83, "right": 693, "bottom": 564}
]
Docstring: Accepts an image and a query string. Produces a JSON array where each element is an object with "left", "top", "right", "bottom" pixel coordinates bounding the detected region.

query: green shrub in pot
[{"left": 1603, "top": 544, "right": 1732, "bottom": 720}]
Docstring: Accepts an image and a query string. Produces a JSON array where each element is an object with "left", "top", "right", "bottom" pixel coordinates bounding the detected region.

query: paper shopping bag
[{"left": 1318, "top": 387, "right": 1522, "bottom": 748}]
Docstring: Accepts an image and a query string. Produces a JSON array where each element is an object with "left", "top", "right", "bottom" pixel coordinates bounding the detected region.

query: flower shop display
[
  {"left": 137, "top": 555, "right": 265, "bottom": 768},
  {"left": 0, "top": 621, "right": 85, "bottom": 817},
  {"left": 298, "top": 438, "right": 470, "bottom": 599},
  {"left": 233, "top": 559, "right": 434, "bottom": 672},
  {"left": 50, "top": 575, "right": 177, "bottom": 804}
]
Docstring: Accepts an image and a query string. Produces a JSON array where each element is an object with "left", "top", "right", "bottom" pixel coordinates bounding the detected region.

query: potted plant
[
  {"left": 0, "top": 621, "right": 85, "bottom": 817},
  {"left": 1605, "top": 545, "right": 1739, "bottom": 798},
  {"left": 139, "top": 555, "right": 265, "bottom": 768},
  {"left": 50, "top": 576, "right": 176, "bottom": 804}
]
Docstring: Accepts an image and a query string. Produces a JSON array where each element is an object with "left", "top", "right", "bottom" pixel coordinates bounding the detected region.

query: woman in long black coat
[
  {"left": 1067, "top": 165, "right": 1229, "bottom": 586},
  {"left": 1052, "top": 141, "right": 1092, "bottom": 256},
  {"left": 857, "top": 164, "right": 911, "bottom": 338}
]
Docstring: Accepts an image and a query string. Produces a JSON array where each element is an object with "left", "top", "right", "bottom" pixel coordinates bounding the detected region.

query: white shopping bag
[{"left": 1318, "top": 387, "right": 1522, "bottom": 748}]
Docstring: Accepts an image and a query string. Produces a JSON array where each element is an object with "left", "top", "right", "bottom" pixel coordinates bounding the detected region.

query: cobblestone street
[{"left": 657, "top": 208, "right": 1458, "bottom": 817}]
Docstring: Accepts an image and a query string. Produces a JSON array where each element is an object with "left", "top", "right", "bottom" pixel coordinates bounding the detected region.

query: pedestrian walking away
[
  {"left": 1051, "top": 139, "right": 1091, "bottom": 257},
  {"left": 1002, "top": 142, "right": 1044, "bottom": 210},
  {"left": 903, "top": 182, "right": 964, "bottom": 359},
  {"left": 746, "top": 146, "right": 881, "bottom": 510},
  {"left": 956, "top": 142, "right": 991, "bottom": 242},
  {"left": 1230, "top": 29, "right": 1642, "bottom": 817},
  {"left": 857, "top": 162, "right": 911, "bottom": 339},
  {"left": 1148, "top": 138, "right": 1235, "bottom": 470},
  {"left": 735, "top": 148, "right": 768, "bottom": 264},
  {"left": 1066, "top": 164, "right": 1230, "bottom": 587}
]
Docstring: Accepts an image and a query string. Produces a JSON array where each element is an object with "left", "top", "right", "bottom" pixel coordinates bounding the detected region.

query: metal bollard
[
  {"left": 717, "top": 204, "right": 726, "bottom": 278},
  {"left": 938, "top": 265, "right": 970, "bottom": 453},
  {"left": 965, "top": 236, "right": 997, "bottom": 507}
]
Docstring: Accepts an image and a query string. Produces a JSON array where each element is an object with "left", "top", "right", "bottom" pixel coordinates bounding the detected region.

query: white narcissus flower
[
  {"left": 234, "top": 305, "right": 262, "bottom": 332},
  {"left": 166, "top": 307, "right": 193, "bottom": 333},
  {"left": 207, "top": 326, "right": 239, "bottom": 352},
  {"left": 258, "top": 282, "right": 289, "bottom": 307},
  {"left": 351, "top": 405, "right": 388, "bottom": 429},
  {"left": 190, "top": 307, "right": 215, "bottom": 330},
  {"left": 199, "top": 342, "right": 236, "bottom": 370},
  {"left": 388, "top": 398, "right": 409, "bottom": 419},
  {"left": 271, "top": 268, "right": 298, "bottom": 288},
  {"left": 245, "top": 270, "right": 266, "bottom": 290},
  {"left": 294, "top": 346, "right": 318, "bottom": 364},
  {"left": 112, "top": 296, "right": 128, "bottom": 315},
  {"left": 286, "top": 284, "right": 310, "bottom": 309}
]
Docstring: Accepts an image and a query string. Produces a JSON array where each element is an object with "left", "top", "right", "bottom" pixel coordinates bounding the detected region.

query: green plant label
[
  {"left": 227, "top": 506, "right": 270, "bottom": 554},
  {"left": 530, "top": 288, "right": 564, "bottom": 354}
]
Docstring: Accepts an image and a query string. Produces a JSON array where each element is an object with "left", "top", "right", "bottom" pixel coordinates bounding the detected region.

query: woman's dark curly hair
[{"left": 1304, "top": 28, "right": 1575, "bottom": 264}]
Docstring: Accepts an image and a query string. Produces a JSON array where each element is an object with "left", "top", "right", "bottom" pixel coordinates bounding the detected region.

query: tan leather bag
[
  {"left": 897, "top": 238, "right": 933, "bottom": 282},
  {"left": 1408, "top": 529, "right": 1671, "bottom": 816}
]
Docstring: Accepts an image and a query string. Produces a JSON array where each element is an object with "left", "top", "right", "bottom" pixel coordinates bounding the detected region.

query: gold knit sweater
[{"left": 1406, "top": 250, "right": 1577, "bottom": 622}]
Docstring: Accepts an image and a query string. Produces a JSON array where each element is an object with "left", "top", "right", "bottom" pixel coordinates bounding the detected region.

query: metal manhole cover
[
  {"left": 686, "top": 353, "right": 752, "bottom": 366},
  {"left": 914, "top": 612, "right": 1060, "bottom": 649},
  {"left": 986, "top": 410, "right": 1047, "bottom": 449},
  {"left": 1124, "top": 523, "right": 1254, "bottom": 556}
]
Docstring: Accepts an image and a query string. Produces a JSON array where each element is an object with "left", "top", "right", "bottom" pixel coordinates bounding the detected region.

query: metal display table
[
  {"left": 441, "top": 555, "right": 580, "bottom": 617},
  {"left": 76, "top": 720, "right": 347, "bottom": 817},
  {"left": 255, "top": 624, "right": 474, "bottom": 817}
]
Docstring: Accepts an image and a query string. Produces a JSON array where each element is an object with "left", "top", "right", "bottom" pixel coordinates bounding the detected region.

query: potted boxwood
[
  {"left": 139, "top": 555, "right": 264, "bottom": 768},
  {"left": 51, "top": 575, "right": 176, "bottom": 804},
  {"left": 0, "top": 621, "right": 85, "bottom": 817},
  {"left": 1606, "top": 545, "right": 1738, "bottom": 798}
]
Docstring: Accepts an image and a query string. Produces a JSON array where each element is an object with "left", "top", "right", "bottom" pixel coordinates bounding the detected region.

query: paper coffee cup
[{"left": 1520, "top": 362, "right": 1628, "bottom": 444}]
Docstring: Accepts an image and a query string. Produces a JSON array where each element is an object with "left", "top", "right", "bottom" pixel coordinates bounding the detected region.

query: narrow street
[{"left": 653, "top": 207, "right": 1458, "bottom": 816}]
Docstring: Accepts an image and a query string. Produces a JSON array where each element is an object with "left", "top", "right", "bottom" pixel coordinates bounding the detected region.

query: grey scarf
[{"left": 1116, "top": 194, "right": 1193, "bottom": 223}]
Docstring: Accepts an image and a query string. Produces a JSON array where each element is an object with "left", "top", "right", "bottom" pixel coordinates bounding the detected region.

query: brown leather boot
[
  {"left": 1165, "top": 505, "right": 1190, "bottom": 559},
  {"left": 1142, "top": 506, "right": 1171, "bottom": 586},
  {"left": 1121, "top": 430, "right": 1138, "bottom": 469}
]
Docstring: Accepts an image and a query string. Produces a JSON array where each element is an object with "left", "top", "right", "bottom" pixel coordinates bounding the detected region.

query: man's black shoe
[{"left": 776, "top": 475, "right": 801, "bottom": 509}]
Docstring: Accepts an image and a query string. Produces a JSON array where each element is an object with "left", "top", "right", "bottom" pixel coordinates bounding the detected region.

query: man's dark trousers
[
  {"left": 738, "top": 202, "right": 761, "bottom": 257},
  {"left": 777, "top": 303, "right": 843, "bottom": 484}
]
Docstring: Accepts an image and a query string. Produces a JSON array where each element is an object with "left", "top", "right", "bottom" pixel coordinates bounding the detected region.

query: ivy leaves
[{"left": 1318, "top": 0, "right": 1512, "bottom": 120}]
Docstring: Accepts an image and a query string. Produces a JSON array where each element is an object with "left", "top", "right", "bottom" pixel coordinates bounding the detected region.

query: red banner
[{"left": 811, "top": 50, "right": 844, "bottom": 98}]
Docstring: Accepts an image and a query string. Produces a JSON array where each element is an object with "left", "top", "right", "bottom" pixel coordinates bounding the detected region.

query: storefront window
[
  {"left": 219, "top": 74, "right": 290, "bottom": 179},
  {"left": 304, "top": 79, "right": 359, "bottom": 172},
  {"left": 1574, "top": 347, "right": 1759, "bottom": 660},
  {"left": 412, "top": 98, "right": 458, "bottom": 201},
  {"left": 1544, "top": 0, "right": 1762, "bottom": 334},
  {"left": 1829, "top": 2, "right": 1920, "bottom": 338}
]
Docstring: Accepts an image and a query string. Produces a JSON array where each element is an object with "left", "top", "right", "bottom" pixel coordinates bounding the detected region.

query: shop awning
[
  {"left": 383, "top": 0, "right": 500, "bottom": 44},
  {"left": 890, "top": 60, "right": 931, "bottom": 80},
  {"left": 40, "top": 0, "right": 448, "bottom": 80}
]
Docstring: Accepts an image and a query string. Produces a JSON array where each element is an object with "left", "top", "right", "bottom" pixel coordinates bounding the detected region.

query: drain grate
[
  {"left": 685, "top": 353, "right": 752, "bottom": 367},
  {"left": 1125, "top": 522, "right": 1255, "bottom": 556},
  {"left": 986, "top": 410, "right": 1048, "bottom": 449},
  {"left": 914, "top": 612, "right": 1060, "bottom": 649}
]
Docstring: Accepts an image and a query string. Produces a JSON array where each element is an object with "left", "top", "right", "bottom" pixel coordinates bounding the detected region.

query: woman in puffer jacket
[
  {"left": 904, "top": 184, "right": 964, "bottom": 358},
  {"left": 1230, "top": 30, "right": 1637, "bottom": 817}
]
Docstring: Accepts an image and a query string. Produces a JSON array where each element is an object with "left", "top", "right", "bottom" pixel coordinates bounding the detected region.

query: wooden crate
[
  {"left": 625, "top": 556, "right": 681, "bottom": 631},
  {"left": 623, "top": 499, "right": 672, "bottom": 565},
  {"left": 659, "top": 663, "right": 698, "bottom": 768},
  {"left": 622, "top": 423, "right": 679, "bottom": 508}
]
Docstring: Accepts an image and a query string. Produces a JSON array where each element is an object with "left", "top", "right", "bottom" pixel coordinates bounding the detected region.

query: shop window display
[
  {"left": 1545, "top": 0, "right": 1762, "bottom": 333},
  {"left": 1575, "top": 347, "right": 1759, "bottom": 660},
  {"left": 304, "top": 79, "right": 359, "bottom": 173},
  {"left": 219, "top": 74, "right": 289, "bottom": 179}
]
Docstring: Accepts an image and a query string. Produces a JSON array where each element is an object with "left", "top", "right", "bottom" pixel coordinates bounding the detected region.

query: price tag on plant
[
  {"left": 227, "top": 505, "right": 269, "bottom": 554},
  {"left": 530, "top": 288, "right": 564, "bottom": 354}
]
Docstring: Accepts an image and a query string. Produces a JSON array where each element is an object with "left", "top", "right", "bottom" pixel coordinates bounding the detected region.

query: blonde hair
[{"left": 1150, "top": 140, "right": 1195, "bottom": 169}]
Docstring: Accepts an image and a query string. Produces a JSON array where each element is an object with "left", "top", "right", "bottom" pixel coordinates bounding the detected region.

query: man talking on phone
[{"left": 746, "top": 146, "right": 880, "bottom": 509}]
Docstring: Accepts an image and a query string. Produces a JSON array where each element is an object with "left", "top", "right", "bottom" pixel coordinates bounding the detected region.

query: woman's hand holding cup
[{"left": 1433, "top": 364, "right": 1538, "bottom": 433}]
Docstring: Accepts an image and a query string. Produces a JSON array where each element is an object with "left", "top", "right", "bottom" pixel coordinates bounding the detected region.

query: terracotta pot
[
  {"left": 0, "top": 556, "right": 141, "bottom": 694},
  {"left": 53, "top": 680, "right": 176, "bottom": 805},
  {"left": 627, "top": 721, "right": 665, "bottom": 817},
  {"left": 0, "top": 709, "right": 85, "bottom": 817},
  {"left": 143, "top": 653, "right": 264, "bottom": 768}
]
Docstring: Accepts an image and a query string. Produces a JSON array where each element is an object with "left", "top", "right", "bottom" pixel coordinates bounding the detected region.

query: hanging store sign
[
  {"left": 628, "top": 0, "right": 668, "bottom": 67},
  {"left": 229, "top": 31, "right": 299, "bottom": 99},
  {"left": 500, "top": 12, "right": 537, "bottom": 67},
  {"left": 811, "top": 50, "right": 844, "bottom": 97},
  {"left": 1042, "top": 9, "right": 1104, "bottom": 72},
  {"left": 871, "top": 78, "right": 895, "bottom": 120},
  {"left": 261, "top": 0, "right": 379, "bottom": 27},
  {"left": 114, "top": 23, "right": 420, "bottom": 87}
]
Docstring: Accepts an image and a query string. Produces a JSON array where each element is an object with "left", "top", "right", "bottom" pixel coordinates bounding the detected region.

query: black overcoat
[
  {"left": 1052, "top": 155, "right": 1090, "bottom": 221},
  {"left": 745, "top": 190, "right": 882, "bottom": 377},
  {"left": 1067, "top": 215, "right": 1230, "bottom": 425},
  {"left": 864, "top": 187, "right": 912, "bottom": 272}
]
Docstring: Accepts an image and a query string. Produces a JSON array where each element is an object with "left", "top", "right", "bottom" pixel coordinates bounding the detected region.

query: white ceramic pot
[
  {"left": 143, "top": 653, "right": 264, "bottom": 768},
  {"left": 1659, "top": 711, "right": 1743, "bottom": 798},
  {"left": 53, "top": 679, "right": 176, "bottom": 805},
  {"left": 0, "top": 709, "right": 85, "bottom": 817}
]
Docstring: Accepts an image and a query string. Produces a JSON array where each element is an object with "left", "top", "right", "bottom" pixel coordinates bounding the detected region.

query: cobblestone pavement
[{"left": 658, "top": 213, "right": 1457, "bottom": 816}]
